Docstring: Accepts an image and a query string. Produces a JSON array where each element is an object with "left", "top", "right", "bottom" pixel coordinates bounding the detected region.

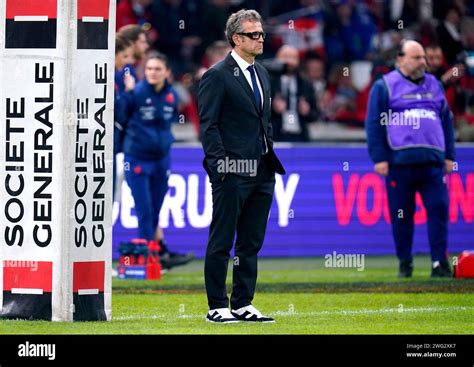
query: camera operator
[{"left": 267, "top": 45, "right": 318, "bottom": 142}]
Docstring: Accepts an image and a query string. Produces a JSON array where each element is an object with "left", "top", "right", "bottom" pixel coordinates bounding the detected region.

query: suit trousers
[{"left": 205, "top": 157, "right": 276, "bottom": 310}]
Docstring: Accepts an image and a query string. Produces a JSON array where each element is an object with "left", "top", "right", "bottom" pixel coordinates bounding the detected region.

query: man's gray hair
[{"left": 225, "top": 9, "right": 262, "bottom": 48}]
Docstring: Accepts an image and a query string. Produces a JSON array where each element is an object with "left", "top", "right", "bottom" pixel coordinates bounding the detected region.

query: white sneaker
[
  {"left": 206, "top": 308, "right": 239, "bottom": 323},
  {"left": 231, "top": 305, "right": 275, "bottom": 323}
]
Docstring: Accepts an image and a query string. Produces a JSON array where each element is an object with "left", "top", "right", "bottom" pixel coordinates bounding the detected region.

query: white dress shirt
[
  {"left": 230, "top": 50, "right": 268, "bottom": 154},
  {"left": 231, "top": 50, "right": 264, "bottom": 109}
]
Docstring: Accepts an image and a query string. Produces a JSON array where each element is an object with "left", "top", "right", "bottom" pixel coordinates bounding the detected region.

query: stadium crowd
[{"left": 115, "top": 0, "right": 474, "bottom": 143}]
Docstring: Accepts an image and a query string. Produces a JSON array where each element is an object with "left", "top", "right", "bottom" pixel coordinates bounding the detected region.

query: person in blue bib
[
  {"left": 121, "top": 52, "right": 194, "bottom": 269},
  {"left": 366, "top": 40, "right": 456, "bottom": 278}
]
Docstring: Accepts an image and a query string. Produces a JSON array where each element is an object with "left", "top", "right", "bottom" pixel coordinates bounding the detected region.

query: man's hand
[
  {"left": 272, "top": 95, "right": 287, "bottom": 114},
  {"left": 374, "top": 161, "right": 389, "bottom": 176},
  {"left": 298, "top": 96, "right": 311, "bottom": 116},
  {"left": 440, "top": 64, "right": 465, "bottom": 84},
  {"left": 445, "top": 159, "right": 455, "bottom": 174}
]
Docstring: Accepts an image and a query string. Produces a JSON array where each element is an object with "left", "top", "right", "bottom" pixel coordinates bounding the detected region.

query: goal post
[{"left": 0, "top": 0, "right": 115, "bottom": 322}]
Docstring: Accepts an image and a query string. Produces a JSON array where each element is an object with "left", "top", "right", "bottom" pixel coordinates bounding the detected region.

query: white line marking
[
  {"left": 113, "top": 306, "right": 474, "bottom": 321},
  {"left": 14, "top": 16, "right": 48, "bottom": 22},
  {"left": 78, "top": 289, "right": 99, "bottom": 295},
  {"left": 82, "top": 16, "right": 104, "bottom": 23},
  {"left": 11, "top": 288, "right": 43, "bottom": 295}
]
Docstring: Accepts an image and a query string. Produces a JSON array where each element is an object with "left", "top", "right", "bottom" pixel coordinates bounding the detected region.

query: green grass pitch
[{"left": 1, "top": 256, "right": 473, "bottom": 334}]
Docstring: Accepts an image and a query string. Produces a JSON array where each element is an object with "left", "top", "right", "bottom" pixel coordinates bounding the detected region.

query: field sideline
[{"left": 1, "top": 256, "right": 473, "bottom": 334}]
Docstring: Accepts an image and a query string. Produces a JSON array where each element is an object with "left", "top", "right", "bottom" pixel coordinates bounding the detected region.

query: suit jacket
[{"left": 199, "top": 52, "right": 286, "bottom": 182}]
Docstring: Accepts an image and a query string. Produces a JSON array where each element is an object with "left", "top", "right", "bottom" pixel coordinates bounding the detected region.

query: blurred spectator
[
  {"left": 303, "top": 52, "right": 326, "bottom": 111},
  {"left": 436, "top": 5, "right": 465, "bottom": 65},
  {"left": 119, "top": 24, "right": 149, "bottom": 62},
  {"left": 458, "top": 95, "right": 474, "bottom": 141},
  {"left": 192, "top": 41, "right": 232, "bottom": 95},
  {"left": 185, "top": 41, "right": 231, "bottom": 136},
  {"left": 118, "top": 24, "right": 150, "bottom": 80},
  {"left": 200, "top": 0, "right": 232, "bottom": 57},
  {"left": 271, "top": 45, "right": 318, "bottom": 142},
  {"left": 454, "top": 28, "right": 474, "bottom": 139},
  {"left": 168, "top": 70, "right": 199, "bottom": 138},
  {"left": 323, "top": 1, "right": 377, "bottom": 66},
  {"left": 268, "top": 0, "right": 303, "bottom": 17},
  {"left": 112, "top": 0, "right": 474, "bottom": 142},
  {"left": 387, "top": 0, "right": 421, "bottom": 30},
  {"left": 115, "top": 36, "right": 135, "bottom": 83},
  {"left": 269, "top": 0, "right": 325, "bottom": 59},
  {"left": 320, "top": 63, "right": 361, "bottom": 124},
  {"left": 371, "top": 29, "right": 403, "bottom": 78},
  {"left": 364, "top": 0, "right": 388, "bottom": 32},
  {"left": 191, "top": 41, "right": 231, "bottom": 86},
  {"left": 176, "top": 71, "right": 200, "bottom": 136},
  {"left": 426, "top": 44, "right": 468, "bottom": 117},
  {"left": 116, "top": 0, "right": 152, "bottom": 30},
  {"left": 151, "top": 0, "right": 204, "bottom": 75},
  {"left": 433, "top": 0, "right": 474, "bottom": 21},
  {"left": 114, "top": 35, "right": 135, "bottom": 201},
  {"left": 151, "top": 0, "right": 186, "bottom": 71},
  {"left": 180, "top": 0, "right": 206, "bottom": 65},
  {"left": 462, "top": 28, "right": 474, "bottom": 91},
  {"left": 426, "top": 44, "right": 466, "bottom": 86},
  {"left": 201, "top": 40, "right": 232, "bottom": 69}
]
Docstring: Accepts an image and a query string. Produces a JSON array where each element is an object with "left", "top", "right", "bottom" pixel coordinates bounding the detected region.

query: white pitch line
[
  {"left": 271, "top": 306, "right": 474, "bottom": 317},
  {"left": 113, "top": 306, "right": 474, "bottom": 321},
  {"left": 14, "top": 16, "right": 48, "bottom": 22},
  {"left": 11, "top": 288, "right": 44, "bottom": 295},
  {"left": 82, "top": 16, "right": 104, "bottom": 23}
]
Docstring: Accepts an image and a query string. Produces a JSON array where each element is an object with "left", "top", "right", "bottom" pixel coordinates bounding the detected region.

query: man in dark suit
[{"left": 199, "top": 9, "right": 285, "bottom": 323}]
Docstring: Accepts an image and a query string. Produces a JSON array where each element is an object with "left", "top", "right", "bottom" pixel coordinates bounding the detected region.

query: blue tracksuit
[
  {"left": 114, "top": 65, "right": 140, "bottom": 201},
  {"left": 114, "top": 72, "right": 125, "bottom": 153},
  {"left": 114, "top": 65, "right": 138, "bottom": 154},
  {"left": 121, "top": 79, "right": 179, "bottom": 240},
  {"left": 366, "top": 70, "right": 456, "bottom": 262}
]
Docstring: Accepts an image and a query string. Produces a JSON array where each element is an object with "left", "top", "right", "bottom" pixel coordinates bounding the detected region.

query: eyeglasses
[{"left": 236, "top": 32, "right": 266, "bottom": 40}]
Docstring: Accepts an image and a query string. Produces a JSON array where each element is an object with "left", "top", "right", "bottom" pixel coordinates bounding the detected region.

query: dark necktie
[
  {"left": 247, "top": 65, "right": 261, "bottom": 110},
  {"left": 247, "top": 64, "right": 267, "bottom": 155}
]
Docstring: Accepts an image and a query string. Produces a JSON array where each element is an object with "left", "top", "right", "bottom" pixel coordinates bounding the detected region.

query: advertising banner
[{"left": 113, "top": 145, "right": 474, "bottom": 258}]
